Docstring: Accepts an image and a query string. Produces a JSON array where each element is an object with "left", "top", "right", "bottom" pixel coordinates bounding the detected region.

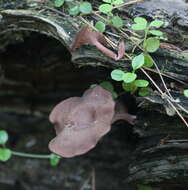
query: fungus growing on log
[
  {"left": 70, "top": 26, "right": 125, "bottom": 60},
  {"left": 49, "top": 85, "right": 136, "bottom": 158}
]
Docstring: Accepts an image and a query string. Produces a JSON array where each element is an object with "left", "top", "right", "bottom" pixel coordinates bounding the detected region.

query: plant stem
[{"left": 12, "top": 151, "right": 51, "bottom": 159}]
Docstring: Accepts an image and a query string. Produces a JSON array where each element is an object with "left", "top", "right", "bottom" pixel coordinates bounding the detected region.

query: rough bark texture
[{"left": 0, "top": 0, "right": 188, "bottom": 189}]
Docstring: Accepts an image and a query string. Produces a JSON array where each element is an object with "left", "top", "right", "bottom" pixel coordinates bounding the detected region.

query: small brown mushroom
[
  {"left": 49, "top": 85, "right": 136, "bottom": 158},
  {"left": 70, "top": 26, "right": 125, "bottom": 60}
]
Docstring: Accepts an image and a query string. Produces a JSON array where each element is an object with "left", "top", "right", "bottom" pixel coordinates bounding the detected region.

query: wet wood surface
[{"left": 0, "top": 0, "right": 188, "bottom": 189}]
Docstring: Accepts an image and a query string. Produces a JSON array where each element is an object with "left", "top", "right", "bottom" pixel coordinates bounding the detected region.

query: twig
[
  {"left": 141, "top": 68, "right": 188, "bottom": 128},
  {"left": 44, "top": 6, "right": 67, "bottom": 17},
  {"left": 166, "top": 98, "right": 188, "bottom": 128},
  {"left": 80, "top": 173, "right": 92, "bottom": 190},
  {"left": 144, "top": 67, "right": 187, "bottom": 85},
  {"left": 141, "top": 68, "right": 163, "bottom": 94},
  {"left": 152, "top": 60, "right": 173, "bottom": 99}
]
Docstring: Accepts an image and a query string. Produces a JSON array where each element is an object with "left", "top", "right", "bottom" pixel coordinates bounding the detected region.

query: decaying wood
[{"left": 0, "top": 0, "right": 188, "bottom": 187}]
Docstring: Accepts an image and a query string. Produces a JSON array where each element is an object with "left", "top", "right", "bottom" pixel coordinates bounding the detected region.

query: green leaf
[
  {"left": 132, "top": 17, "right": 148, "bottom": 30},
  {"left": 112, "top": 0, "right": 124, "bottom": 5},
  {"left": 135, "top": 80, "right": 149, "bottom": 87},
  {"left": 102, "top": 0, "right": 112, "bottom": 3},
  {"left": 123, "top": 72, "right": 137, "bottom": 83},
  {"left": 111, "top": 69, "right": 125, "bottom": 81},
  {"left": 132, "top": 54, "right": 145, "bottom": 70},
  {"left": 99, "top": 4, "right": 113, "bottom": 14},
  {"left": 0, "top": 148, "right": 12, "bottom": 162},
  {"left": 137, "top": 184, "right": 153, "bottom": 190},
  {"left": 139, "top": 87, "right": 152, "bottom": 97},
  {"left": 95, "top": 21, "right": 106, "bottom": 32},
  {"left": 50, "top": 154, "right": 61, "bottom": 167},
  {"left": 144, "top": 54, "right": 154, "bottom": 67},
  {"left": 68, "top": 5, "right": 80, "bottom": 15},
  {"left": 65, "top": 0, "right": 74, "bottom": 2},
  {"left": 149, "top": 30, "right": 163, "bottom": 36},
  {"left": 184, "top": 89, "right": 188, "bottom": 97},
  {"left": 100, "top": 81, "right": 114, "bottom": 92},
  {"left": 122, "top": 82, "right": 137, "bottom": 93},
  {"left": 100, "top": 81, "right": 118, "bottom": 99},
  {"left": 79, "top": 2, "right": 93, "bottom": 14},
  {"left": 54, "top": 0, "right": 65, "bottom": 7},
  {"left": 149, "top": 20, "right": 164, "bottom": 28},
  {"left": 112, "top": 16, "right": 123, "bottom": 28},
  {"left": 144, "top": 37, "right": 160, "bottom": 53},
  {"left": 0, "top": 130, "right": 8, "bottom": 145}
]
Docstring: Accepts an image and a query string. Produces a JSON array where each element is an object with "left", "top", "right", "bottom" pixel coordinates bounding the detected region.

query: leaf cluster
[
  {"left": 95, "top": 0, "right": 124, "bottom": 32},
  {"left": 110, "top": 17, "right": 165, "bottom": 96},
  {"left": 55, "top": 0, "right": 93, "bottom": 15}
]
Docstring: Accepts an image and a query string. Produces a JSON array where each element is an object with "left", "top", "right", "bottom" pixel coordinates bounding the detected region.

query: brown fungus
[
  {"left": 49, "top": 85, "right": 136, "bottom": 158},
  {"left": 70, "top": 26, "right": 125, "bottom": 60}
]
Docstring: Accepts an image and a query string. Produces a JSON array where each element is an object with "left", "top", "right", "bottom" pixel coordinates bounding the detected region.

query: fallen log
[{"left": 0, "top": 0, "right": 188, "bottom": 189}]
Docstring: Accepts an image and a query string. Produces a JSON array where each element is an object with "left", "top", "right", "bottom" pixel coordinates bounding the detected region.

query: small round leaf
[
  {"left": 139, "top": 87, "right": 152, "bottom": 96},
  {"left": 79, "top": 2, "right": 93, "bottom": 14},
  {"left": 149, "top": 30, "right": 163, "bottom": 36},
  {"left": 68, "top": 5, "right": 80, "bottom": 15},
  {"left": 132, "top": 17, "right": 147, "bottom": 30},
  {"left": 123, "top": 72, "right": 137, "bottom": 83},
  {"left": 50, "top": 154, "right": 61, "bottom": 166},
  {"left": 122, "top": 82, "right": 137, "bottom": 93},
  {"left": 100, "top": 81, "right": 114, "bottom": 92},
  {"left": 54, "top": 0, "right": 65, "bottom": 7},
  {"left": 184, "top": 89, "right": 188, "bottom": 97},
  {"left": 144, "top": 37, "right": 160, "bottom": 53},
  {"left": 100, "top": 81, "right": 118, "bottom": 99},
  {"left": 132, "top": 54, "right": 145, "bottom": 70},
  {"left": 95, "top": 21, "right": 106, "bottom": 32},
  {"left": 0, "top": 148, "right": 12, "bottom": 162},
  {"left": 99, "top": 4, "right": 113, "bottom": 14},
  {"left": 111, "top": 69, "right": 125, "bottom": 81},
  {"left": 150, "top": 20, "right": 164, "bottom": 28},
  {"left": 135, "top": 80, "right": 149, "bottom": 87},
  {"left": 0, "top": 130, "right": 8, "bottom": 145},
  {"left": 112, "top": 0, "right": 124, "bottom": 5},
  {"left": 112, "top": 16, "right": 123, "bottom": 28}
]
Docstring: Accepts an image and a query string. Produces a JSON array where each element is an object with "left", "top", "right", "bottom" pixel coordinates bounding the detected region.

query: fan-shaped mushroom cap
[
  {"left": 70, "top": 26, "right": 125, "bottom": 60},
  {"left": 49, "top": 85, "right": 115, "bottom": 158}
]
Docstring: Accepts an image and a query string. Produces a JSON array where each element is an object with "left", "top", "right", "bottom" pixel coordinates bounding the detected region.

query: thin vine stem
[{"left": 12, "top": 151, "right": 51, "bottom": 159}]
